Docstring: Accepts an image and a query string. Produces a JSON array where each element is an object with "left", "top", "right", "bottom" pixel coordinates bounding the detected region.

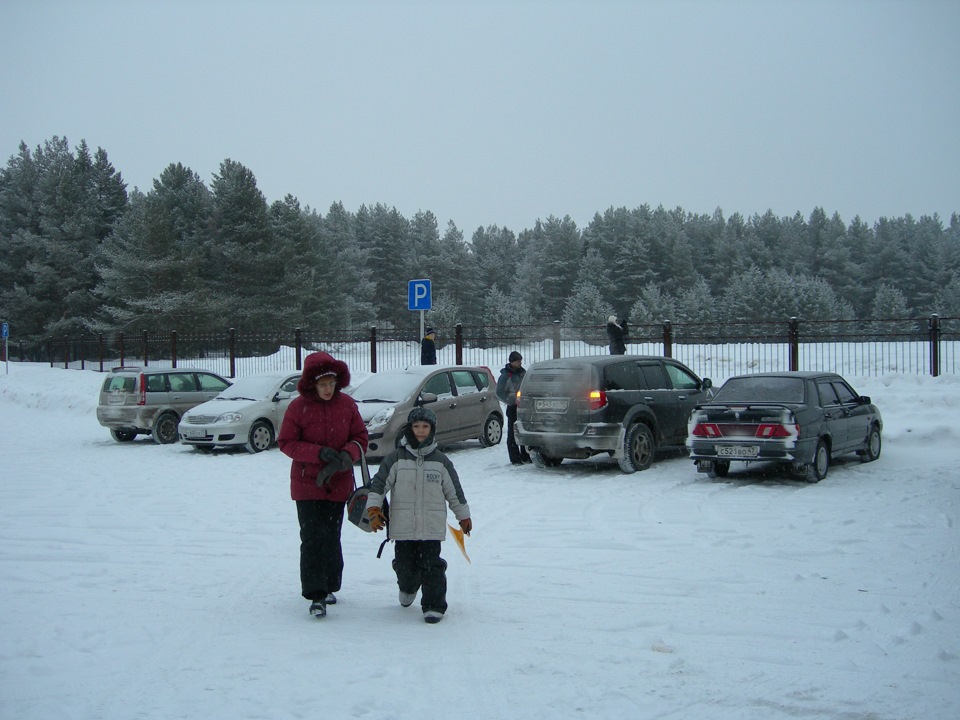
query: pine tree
[
  {"left": 561, "top": 280, "right": 613, "bottom": 345},
  {"left": 93, "top": 163, "right": 216, "bottom": 333},
  {"left": 208, "top": 159, "right": 280, "bottom": 328}
]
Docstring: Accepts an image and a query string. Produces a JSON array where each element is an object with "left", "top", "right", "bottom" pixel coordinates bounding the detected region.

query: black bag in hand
[{"left": 346, "top": 441, "right": 388, "bottom": 533}]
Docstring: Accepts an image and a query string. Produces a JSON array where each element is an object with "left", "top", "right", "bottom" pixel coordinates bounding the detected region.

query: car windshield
[
  {"left": 349, "top": 373, "right": 423, "bottom": 403},
  {"left": 215, "top": 375, "right": 283, "bottom": 400},
  {"left": 713, "top": 377, "right": 805, "bottom": 403}
]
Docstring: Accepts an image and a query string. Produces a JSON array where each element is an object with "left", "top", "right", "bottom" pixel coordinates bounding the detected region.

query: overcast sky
[{"left": 2, "top": 0, "right": 957, "bottom": 236}]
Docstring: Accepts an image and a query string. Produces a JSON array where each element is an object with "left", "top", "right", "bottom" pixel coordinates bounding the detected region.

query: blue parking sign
[
  {"left": 1, "top": 322, "right": 8, "bottom": 338},
  {"left": 408, "top": 279, "right": 432, "bottom": 311}
]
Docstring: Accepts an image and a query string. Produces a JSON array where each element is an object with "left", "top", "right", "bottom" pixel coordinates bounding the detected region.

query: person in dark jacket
[
  {"left": 366, "top": 407, "right": 471, "bottom": 624},
  {"left": 496, "top": 351, "right": 531, "bottom": 464},
  {"left": 607, "top": 315, "right": 627, "bottom": 355},
  {"left": 278, "top": 352, "right": 368, "bottom": 618},
  {"left": 420, "top": 328, "right": 437, "bottom": 365}
]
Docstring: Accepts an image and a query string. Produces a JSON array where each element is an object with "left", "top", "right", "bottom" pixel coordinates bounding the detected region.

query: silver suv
[{"left": 96, "top": 367, "right": 231, "bottom": 444}]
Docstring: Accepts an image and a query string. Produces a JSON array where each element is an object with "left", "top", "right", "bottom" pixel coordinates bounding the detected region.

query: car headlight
[
  {"left": 215, "top": 412, "right": 243, "bottom": 423},
  {"left": 367, "top": 407, "right": 395, "bottom": 431}
]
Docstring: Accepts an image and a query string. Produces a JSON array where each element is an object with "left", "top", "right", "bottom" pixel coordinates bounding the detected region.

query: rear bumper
[
  {"left": 96, "top": 406, "right": 158, "bottom": 432},
  {"left": 687, "top": 437, "right": 817, "bottom": 465},
  {"left": 515, "top": 421, "right": 625, "bottom": 458}
]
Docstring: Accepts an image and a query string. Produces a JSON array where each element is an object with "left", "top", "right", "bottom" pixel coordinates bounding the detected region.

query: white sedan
[{"left": 177, "top": 371, "right": 301, "bottom": 453}]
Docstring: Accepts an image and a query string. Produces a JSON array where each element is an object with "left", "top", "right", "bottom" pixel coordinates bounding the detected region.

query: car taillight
[
  {"left": 755, "top": 423, "right": 793, "bottom": 438},
  {"left": 516, "top": 390, "right": 522, "bottom": 407},
  {"left": 692, "top": 423, "right": 722, "bottom": 437},
  {"left": 138, "top": 374, "right": 146, "bottom": 406},
  {"left": 588, "top": 390, "right": 606, "bottom": 410}
]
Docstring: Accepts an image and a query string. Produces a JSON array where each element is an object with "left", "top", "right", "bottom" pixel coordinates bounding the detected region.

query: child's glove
[
  {"left": 316, "top": 448, "right": 353, "bottom": 486},
  {"left": 459, "top": 517, "right": 472, "bottom": 535},
  {"left": 367, "top": 506, "right": 386, "bottom": 532}
]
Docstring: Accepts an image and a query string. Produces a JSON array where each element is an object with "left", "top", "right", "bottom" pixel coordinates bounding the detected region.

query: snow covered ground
[{"left": 1, "top": 360, "right": 958, "bottom": 720}]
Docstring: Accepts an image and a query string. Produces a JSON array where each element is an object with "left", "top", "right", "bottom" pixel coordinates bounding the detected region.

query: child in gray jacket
[{"left": 366, "top": 407, "right": 472, "bottom": 623}]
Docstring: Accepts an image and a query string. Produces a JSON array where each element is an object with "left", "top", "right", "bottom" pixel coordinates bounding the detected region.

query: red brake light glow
[
  {"left": 138, "top": 373, "right": 146, "bottom": 406},
  {"left": 588, "top": 390, "right": 606, "bottom": 410}
]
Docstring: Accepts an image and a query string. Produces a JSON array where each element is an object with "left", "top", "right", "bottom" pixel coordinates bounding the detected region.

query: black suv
[{"left": 514, "top": 355, "right": 713, "bottom": 473}]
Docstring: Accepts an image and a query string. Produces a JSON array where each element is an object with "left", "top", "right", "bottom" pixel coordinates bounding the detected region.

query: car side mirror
[
  {"left": 859, "top": 395, "right": 871, "bottom": 404},
  {"left": 418, "top": 392, "right": 439, "bottom": 406},
  {"left": 701, "top": 378, "right": 712, "bottom": 390},
  {"left": 272, "top": 392, "right": 281, "bottom": 403}
]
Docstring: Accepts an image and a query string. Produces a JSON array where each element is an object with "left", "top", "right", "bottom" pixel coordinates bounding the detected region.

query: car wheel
[
  {"left": 479, "top": 413, "right": 503, "bottom": 447},
  {"left": 532, "top": 450, "right": 563, "bottom": 468},
  {"left": 152, "top": 412, "right": 180, "bottom": 444},
  {"left": 618, "top": 423, "right": 655, "bottom": 473},
  {"left": 110, "top": 428, "right": 137, "bottom": 443},
  {"left": 708, "top": 460, "right": 730, "bottom": 478},
  {"left": 859, "top": 426, "right": 882, "bottom": 463},
  {"left": 805, "top": 439, "right": 829, "bottom": 482},
  {"left": 245, "top": 420, "right": 274, "bottom": 453}
]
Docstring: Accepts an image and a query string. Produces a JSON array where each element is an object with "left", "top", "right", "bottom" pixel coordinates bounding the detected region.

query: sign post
[
  {"left": 407, "top": 279, "right": 432, "bottom": 339},
  {"left": 1, "top": 321, "right": 8, "bottom": 375}
]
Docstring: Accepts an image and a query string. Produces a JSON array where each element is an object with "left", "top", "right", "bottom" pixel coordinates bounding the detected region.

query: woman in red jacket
[{"left": 278, "top": 352, "right": 368, "bottom": 618}]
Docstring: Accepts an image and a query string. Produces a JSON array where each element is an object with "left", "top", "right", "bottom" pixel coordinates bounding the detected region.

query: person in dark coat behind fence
[
  {"left": 421, "top": 328, "right": 437, "bottom": 365},
  {"left": 607, "top": 315, "right": 627, "bottom": 355},
  {"left": 496, "top": 351, "right": 532, "bottom": 465},
  {"left": 278, "top": 351, "right": 368, "bottom": 619}
]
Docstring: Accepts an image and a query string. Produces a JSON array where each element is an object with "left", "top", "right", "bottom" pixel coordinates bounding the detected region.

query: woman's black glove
[{"left": 316, "top": 447, "right": 354, "bottom": 486}]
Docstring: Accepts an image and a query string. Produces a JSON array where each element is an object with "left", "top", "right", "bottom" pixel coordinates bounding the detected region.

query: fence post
[
  {"left": 98, "top": 333, "right": 104, "bottom": 372},
  {"left": 456, "top": 323, "right": 463, "bottom": 365},
  {"left": 929, "top": 313, "right": 941, "bottom": 377},
  {"left": 370, "top": 326, "right": 378, "bottom": 373},
  {"left": 142, "top": 330, "right": 149, "bottom": 367},
  {"left": 119, "top": 332, "right": 125, "bottom": 368},
  {"left": 662, "top": 320, "right": 673, "bottom": 358},
  {"left": 789, "top": 317, "right": 800, "bottom": 371},
  {"left": 171, "top": 330, "right": 178, "bottom": 368},
  {"left": 63, "top": 338, "right": 69, "bottom": 369},
  {"left": 229, "top": 328, "right": 236, "bottom": 378},
  {"left": 552, "top": 321, "right": 561, "bottom": 359},
  {"left": 294, "top": 328, "right": 303, "bottom": 371}
]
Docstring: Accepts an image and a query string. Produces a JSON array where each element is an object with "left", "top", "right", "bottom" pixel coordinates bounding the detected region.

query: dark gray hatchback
[{"left": 514, "top": 355, "right": 713, "bottom": 473}]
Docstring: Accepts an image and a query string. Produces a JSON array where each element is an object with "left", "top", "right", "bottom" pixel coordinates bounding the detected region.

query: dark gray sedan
[{"left": 686, "top": 372, "right": 882, "bottom": 482}]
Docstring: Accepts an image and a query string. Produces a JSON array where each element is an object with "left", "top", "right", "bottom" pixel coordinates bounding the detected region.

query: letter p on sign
[{"left": 408, "top": 279, "right": 432, "bottom": 311}]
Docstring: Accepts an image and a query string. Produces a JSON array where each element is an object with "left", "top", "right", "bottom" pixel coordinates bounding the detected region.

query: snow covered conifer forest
[{"left": 2, "top": 136, "right": 959, "bottom": 346}]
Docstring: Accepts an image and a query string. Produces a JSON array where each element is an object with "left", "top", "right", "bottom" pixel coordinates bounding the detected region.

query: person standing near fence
[
  {"left": 278, "top": 351, "right": 368, "bottom": 618},
  {"left": 497, "top": 351, "right": 532, "bottom": 465},
  {"left": 421, "top": 327, "right": 437, "bottom": 365},
  {"left": 607, "top": 315, "right": 627, "bottom": 355}
]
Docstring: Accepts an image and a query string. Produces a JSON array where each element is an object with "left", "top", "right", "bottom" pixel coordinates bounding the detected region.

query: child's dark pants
[{"left": 393, "top": 540, "right": 448, "bottom": 614}]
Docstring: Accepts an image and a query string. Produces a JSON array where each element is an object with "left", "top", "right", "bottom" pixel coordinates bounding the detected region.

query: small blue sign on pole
[
  {"left": 408, "top": 279, "right": 432, "bottom": 311},
  {"left": 1, "top": 322, "right": 8, "bottom": 338}
]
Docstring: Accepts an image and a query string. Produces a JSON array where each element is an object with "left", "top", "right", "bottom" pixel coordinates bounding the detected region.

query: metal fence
[{"left": 5, "top": 314, "right": 958, "bottom": 381}]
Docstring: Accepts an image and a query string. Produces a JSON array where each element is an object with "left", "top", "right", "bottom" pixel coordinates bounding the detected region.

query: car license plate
[
  {"left": 536, "top": 398, "right": 568, "bottom": 413},
  {"left": 184, "top": 428, "right": 208, "bottom": 439},
  {"left": 716, "top": 445, "right": 759, "bottom": 458},
  {"left": 108, "top": 395, "right": 125, "bottom": 405}
]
